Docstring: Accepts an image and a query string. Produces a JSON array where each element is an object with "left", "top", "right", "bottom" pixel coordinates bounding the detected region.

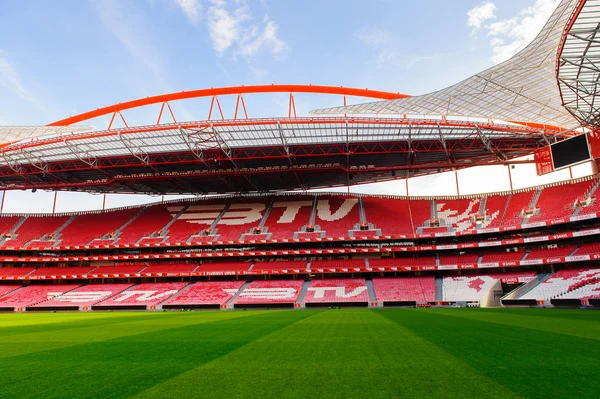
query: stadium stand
[
  {"left": 527, "top": 180, "right": 592, "bottom": 222},
  {"left": 525, "top": 245, "right": 577, "bottom": 260},
  {"left": 89, "top": 264, "right": 146, "bottom": 277},
  {"left": 30, "top": 283, "right": 134, "bottom": 309},
  {"left": 215, "top": 198, "right": 272, "bottom": 241},
  {"left": 501, "top": 191, "right": 536, "bottom": 227},
  {"left": 262, "top": 196, "right": 313, "bottom": 240},
  {"left": 439, "top": 253, "right": 480, "bottom": 265},
  {"left": 310, "top": 259, "right": 366, "bottom": 270},
  {"left": 409, "top": 200, "right": 433, "bottom": 233},
  {"left": 572, "top": 243, "right": 600, "bottom": 256},
  {"left": 162, "top": 281, "right": 245, "bottom": 307},
  {"left": 0, "top": 267, "right": 35, "bottom": 279},
  {"left": 58, "top": 209, "right": 139, "bottom": 247},
  {"left": 442, "top": 275, "right": 499, "bottom": 302},
  {"left": 0, "top": 284, "right": 81, "bottom": 310},
  {"left": 0, "top": 285, "right": 21, "bottom": 298},
  {"left": 314, "top": 196, "right": 360, "bottom": 237},
  {"left": 362, "top": 196, "right": 413, "bottom": 235},
  {"left": 196, "top": 261, "right": 252, "bottom": 274},
  {"left": 482, "top": 194, "right": 509, "bottom": 228},
  {"left": 372, "top": 276, "right": 435, "bottom": 302},
  {"left": 140, "top": 263, "right": 197, "bottom": 276},
  {"left": 251, "top": 260, "right": 308, "bottom": 272},
  {"left": 0, "top": 216, "right": 21, "bottom": 236},
  {"left": 3, "top": 215, "right": 70, "bottom": 248},
  {"left": 116, "top": 205, "right": 172, "bottom": 245},
  {"left": 28, "top": 266, "right": 95, "bottom": 278},
  {"left": 304, "top": 278, "right": 370, "bottom": 304},
  {"left": 234, "top": 280, "right": 305, "bottom": 305},
  {"left": 520, "top": 268, "right": 600, "bottom": 300},
  {"left": 436, "top": 198, "right": 481, "bottom": 232},
  {"left": 480, "top": 250, "right": 526, "bottom": 263},
  {"left": 94, "top": 282, "right": 187, "bottom": 308}
]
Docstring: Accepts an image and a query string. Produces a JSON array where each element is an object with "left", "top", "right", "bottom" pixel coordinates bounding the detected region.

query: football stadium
[{"left": 1, "top": 0, "right": 600, "bottom": 397}]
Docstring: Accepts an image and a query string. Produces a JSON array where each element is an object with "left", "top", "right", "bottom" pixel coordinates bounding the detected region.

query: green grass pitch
[{"left": 0, "top": 308, "right": 598, "bottom": 398}]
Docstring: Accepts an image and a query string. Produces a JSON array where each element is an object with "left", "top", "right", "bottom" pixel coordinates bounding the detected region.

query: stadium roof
[
  {"left": 557, "top": 0, "right": 600, "bottom": 127},
  {"left": 311, "top": 0, "right": 580, "bottom": 129},
  {"left": 0, "top": 125, "right": 94, "bottom": 145}
]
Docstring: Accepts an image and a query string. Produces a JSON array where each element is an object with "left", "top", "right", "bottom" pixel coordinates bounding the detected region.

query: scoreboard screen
[
  {"left": 535, "top": 133, "right": 592, "bottom": 175},
  {"left": 550, "top": 134, "right": 590, "bottom": 169}
]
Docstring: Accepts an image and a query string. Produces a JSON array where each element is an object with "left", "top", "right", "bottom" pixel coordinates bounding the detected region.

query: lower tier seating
[
  {"left": 303, "top": 278, "right": 369, "bottom": 303},
  {"left": 372, "top": 276, "right": 435, "bottom": 302},
  {"left": 31, "top": 283, "right": 134, "bottom": 308},
  {"left": 163, "top": 281, "right": 245, "bottom": 306},
  {"left": 519, "top": 268, "right": 600, "bottom": 300},
  {"left": 93, "top": 282, "right": 187, "bottom": 307},
  {"left": 234, "top": 280, "right": 305, "bottom": 304},
  {"left": 442, "top": 275, "right": 499, "bottom": 301},
  {"left": 0, "top": 284, "right": 81, "bottom": 309}
]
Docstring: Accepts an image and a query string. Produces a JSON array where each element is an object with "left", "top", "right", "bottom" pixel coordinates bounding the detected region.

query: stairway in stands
[{"left": 225, "top": 281, "right": 252, "bottom": 309}]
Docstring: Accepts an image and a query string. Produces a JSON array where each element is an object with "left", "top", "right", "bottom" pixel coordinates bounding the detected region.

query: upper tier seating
[
  {"left": 527, "top": 180, "right": 593, "bottom": 223},
  {"left": 369, "top": 256, "right": 436, "bottom": 268},
  {"left": 163, "top": 281, "right": 245, "bottom": 306},
  {"left": 573, "top": 243, "right": 600, "bottom": 256},
  {"left": 196, "top": 262, "right": 252, "bottom": 273},
  {"left": 410, "top": 200, "right": 433, "bottom": 234},
  {"left": 439, "top": 253, "right": 480, "bottom": 265},
  {"left": 442, "top": 275, "right": 499, "bottom": 301},
  {"left": 482, "top": 194, "right": 510, "bottom": 228},
  {"left": 234, "top": 280, "right": 305, "bottom": 304},
  {"left": 501, "top": 191, "right": 536, "bottom": 227},
  {"left": 28, "top": 266, "right": 95, "bottom": 278},
  {"left": 116, "top": 205, "right": 173, "bottom": 245},
  {"left": 94, "top": 282, "right": 187, "bottom": 307},
  {"left": 436, "top": 198, "right": 481, "bottom": 232},
  {"left": 58, "top": 209, "right": 138, "bottom": 247},
  {"left": 252, "top": 260, "right": 308, "bottom": 272},
  {"left": 89, "top": 264, "right": 146, "bottom": 276},
  {"left": 3, "top": 215, "right": 70, "bottom": 248},
  {"left": 0, "top": 267, "right": 35, "bottom": 279},
  {"left": 579, "top": 196, "right": 600, "bottom": 215},
  {"left": 362, "top": 196, "right": 413, "bottom": 235},
  {"left": 372, "top": 276, "right": 435, "bottom": 302},
  {"left": 310, "top": 259, "right": 366, "bottom": 270},
  {"left": 140, "top": 263, "right": 197, "bottom": 275},
  {"left": 314, "top": 196, "right": 360, "bottom": 237},
  {"left": 0, "top": 216, "right": 21, "bottom": 235},
  {"left": 0, "top": 284, "right": 81, "bottom": 309},
  {"left": 303, "top": 278, "right": 369, "bottom": 303},
  {"left": 262, "top": 196, "right": 313, "bottom": 240},
  {"left": 480, "top": 250, "right": 526, "bottom": 263},
  {"left": 31, "top": 283, "right": 134, "bottom": 308},
  {"left": 525, "top": 245, "right": 577, "bottom": 260},
  {"left": 215, "top": 198, "right": 272, "bottom": 241},
  {"left": 520, "top": 268, "right": 600, "bottom": 300}
]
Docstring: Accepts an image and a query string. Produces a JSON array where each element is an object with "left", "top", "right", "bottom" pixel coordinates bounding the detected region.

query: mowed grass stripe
[
  {"left": 0, "top": 310, "right": 267, "bottom": 359},
  {"left": 0, "top": 312, "right": 174, "bottom": 338},
  {"left": 0, "top": 311, "right": 147, "bottom": 328},
  {"left": 422, "top": 307, "right": 600, "bottom": 340},
  {"left": 379, "top": 308, "right": 600, "bottom": 399},
  {"left": 135, "top": 309, "right": 519, "bottom": 399},
  {"left": 0, "top": 310, "right": 317, "bottom": 399}
]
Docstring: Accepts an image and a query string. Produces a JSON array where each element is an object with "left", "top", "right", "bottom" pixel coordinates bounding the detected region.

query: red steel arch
[{"left": 47, "top": 84, "right": 410, "bottom": 126}]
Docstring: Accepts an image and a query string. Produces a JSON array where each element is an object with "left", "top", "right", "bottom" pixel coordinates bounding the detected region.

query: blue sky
[{"left": 1, "top": 0, "right": 586, "bottom": 213}]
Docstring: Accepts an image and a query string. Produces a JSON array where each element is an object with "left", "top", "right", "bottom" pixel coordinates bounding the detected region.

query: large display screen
[{"left": 550, "top": 134, "right": 590, "bottom": 170}]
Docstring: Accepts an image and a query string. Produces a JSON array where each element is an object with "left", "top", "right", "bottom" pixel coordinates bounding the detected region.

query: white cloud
[
  {"left": 174, "top": 0, "right": 202, "bottom": 25},
  {"left": 467, "top": 2, "right": 496, "bottom": 32},
  {"left": 355, "top": 26, "right": 443, "bottom": 70},
  {"left": 355, "top": 27, "right": 392, "bottom": 47},
  {"left": 0, "top": 51, "right": 49, "bottom": 116},
  {"left": 467, "top": 0, "right": 560, "bottom": 63},
  {"left": 206, "top": 0, "right": 287, "bottom": 57}
]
